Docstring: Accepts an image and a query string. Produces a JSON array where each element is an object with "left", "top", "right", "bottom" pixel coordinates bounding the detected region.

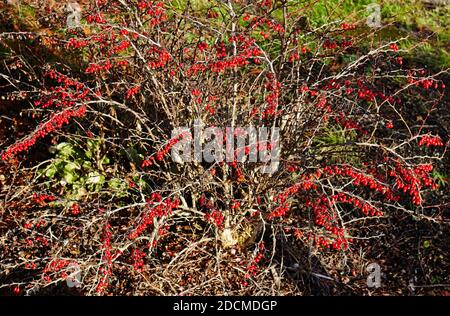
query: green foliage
[
  {"left": 301, "top": 0, "right": 449, "bottom": 68},
  {"left": 39, "top": 139, "right": 128, "bottom": 200},
  {"left": 431, "top": 170, "right": 448, "bottom": 188},
  {"left": 315, "top": 125, "right": 356, "bottom": 146},
  {"left": 17, "top": 4, "right": 36, "bottom": 20},
  {"left": 305, "top": 0, "right": 372, "bottom": 27},
  {"left": 310, "top": 124, "right": 362, "bottom": 164}
]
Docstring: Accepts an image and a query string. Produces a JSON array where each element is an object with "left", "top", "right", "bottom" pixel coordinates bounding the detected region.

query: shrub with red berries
[{"left": 0, "top": 0, "right": 447, "bottom": 295}]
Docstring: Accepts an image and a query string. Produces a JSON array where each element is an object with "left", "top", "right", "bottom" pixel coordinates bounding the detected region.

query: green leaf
[
  {"left": 101, "top": 155, "right": 110, "bottom": 165},
  {"left": 136, "top": 178, "right": 148, "bottom": 189},
  {"left": 423, "top": 240, "right": 431, "bottom": 249},
  {"left": 86, "top": 172, "right": 105, "bottom": 185},
  {"left": 71, "top": 184, "right": 87, "bottom": 199},
  {"left": 108, "top": 178, "right": 128, "bottom": 197},
  {"left": 45, "top": 165, "right": 58, "bottom": 178},
  {"left": 108, "top": 178, "right": 125, "bottom": 189},
  {"left": 81, "top": 160, "right": 92, "bottom": 170},
  {"left": 432, "top": 170, "right": 448, "bottom": 187},
  {"left": 56, "top": 142, "right": 75, "bottom": 157},
  {"left": 63, "top": 172, "right": 77, "bottom": 184},
  {"left": 64, "top": 161, "right": 80, "bottom": 172},
  {"left": 87, "top": 139, "right": 101, "bottom": 153}
]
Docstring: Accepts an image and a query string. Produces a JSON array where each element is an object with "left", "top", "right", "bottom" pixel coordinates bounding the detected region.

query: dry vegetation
[{"left": 0, "top": 0, "right": 449, "bottom": 296}]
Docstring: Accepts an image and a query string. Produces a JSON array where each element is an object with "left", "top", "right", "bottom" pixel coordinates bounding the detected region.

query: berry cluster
[
  {"left": 96, "top": 222, "right": 113, "bottom": 293},
  {"left": 42, "top": 259, "right": 74, "bottom": 284},
  {"left": 128, "top": 198, "right": 179, "bottom": 240},
  {"left": 418, "top": 135, "right": 444, "bottom": 147},
  {"left": 33, "top": 193, "right": 56, "bottom": 206},
  {"left": 204, "top": 210, "right": 225, "bottom": 228},
  {"left": 244, "top": 242, "right": 266, "bottom": 281},
  {"left": 141, "top": 133, "right": 187, "bottom": 168},
  {"left": 390, "top": 163, "right": 437, "bottom": 205},
  {"left": 1, "top": 106, "right": 87, "bottom": 161},
  {"left": 131, "top": 247, "right": 146, "bottom": 272}
]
